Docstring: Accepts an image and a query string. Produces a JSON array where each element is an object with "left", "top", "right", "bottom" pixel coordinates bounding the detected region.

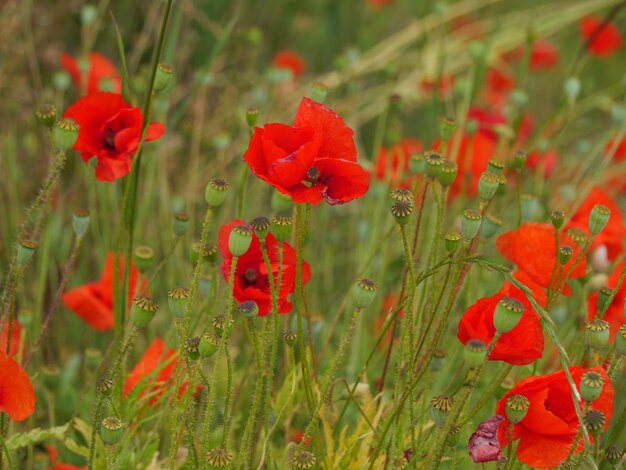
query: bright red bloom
[
  {"left": 373, "top": 138, "right": 422, "bottom": 187},
  {"left": 496, "top": 366, "right": 613, "bottom": 468},
  {"left": 63, "top": 92, "right": 165, "bottom": 182},
  {"left": 218, "top": 220, "right": 311, "bottom": 315},
  {"left": 496, "top": 223, "right": 586, "bottom": 294},
  {"left": 244, "top": 97, "right": 369, "bottom": 205},
  {"left": 526, "top": 148, "right": 558, "bottom": 177},
  {"left": 484, "top": 67, "right": 515, "bottom": 108},
  {"left": 62, "top": 253, "right": 145, "bottom": 331},
  {"left": 60, "top": 52, "right": 122, "bottom": 95},
  {"left": 46, "top": 445, "right": 87, "bottom": 470},
  {"left": 271, "top": 50, "right": 306, "bottom": 80},
  {"left": 588, "top": 262, "right": 626, "bottom": 341},
  {"left": 503, "top": 39, "right": 559, "bottom": 70},
  {"left": 446, "top": 130, "right": 498, "bottom": 199},
  {"left": 419, "top": 74, "right": 455, "bottom": 98},
  {"left": 568, "top": 187, "right": 626, "bottom": 261},
  {"left": 580, "top": 16, "right": 623, "bottom": 57},
  {"left": 0, "top": 353, "right": 36, "bottom": 421},
  {"left": 457, "top": 276, "right": 545, "bottom": 365},
  {"left": 0, "top": 319, "right": 22, "bottom": 358}
]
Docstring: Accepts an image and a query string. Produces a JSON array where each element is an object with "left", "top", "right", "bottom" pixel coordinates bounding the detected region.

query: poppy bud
[
  {"left": 85, "top": 348, "right": 102, "bottom": 369},
  {"left": 250, "top": 216, "right": 270, "bottom": 241},
  {"left": 17, "top": 240, "right": 37, "bottom": 265},
  {"left": 464, "top": 339, "right": 487, "bottom": 368},
  {"left": 583, "top": 410, "right": 605, "bottom": 438},
  {"left": 205, "top": 177, "right": 229, "bottom": 207},
  {"left": 564, "top": 77, "right": 581, "bottom": 100},
  {"left": 480, "top": 213, "right": 502, "bottom": 239},
  {"left": 352, "top": 278, "right": 378, "bottom": 309},
  {"left": 283, "top": 328, "right": 298, "bottom": 347},
  {"left": 292, "top": 450, "right": 316, "bottom": 469},
  {"left": 493, "top": 296, "right": 524, "bottom": 333},
  {"left": 550, "top": 209, "right": 565, "bottom": 229},
  {"left": 585, "top": 319, "right": 610, "bottom": 349},
  {"left": 558, "top": 245, "right": 573, "bottom": 265},
  {"left": 440, "top": 116, "right": 456, "bottom": 142},
  {"left": 487, "top": 159, "right": 505, "bottom": 175},
  {"left": 52, "top": 118, "right": 79, "bottom": 152},
  {"left": 36, "top": 104, "right": 57, "bottom": 128},
  {"left": 566, "top": 228, "right": 589, "bottom": 248},
  {"left": 199, "top": 332, "right": 221, "bottom": 358},
  {"left": 130, "top": 296, "right": 158, "bottom": 328},
  {"left": 512, "top": 149, "right": 527, "bottom": 170},
  {"left": 153, "top": 63, "right": 175, "bottom": 92},
  {"left": 100, "top": 417, "right": 124, "bottom": 446},
  {"left": 168, "top": 287, "right": 190, "bottom": 319},
  {"left": 409, "top": 154, "right": 425, "bottom": 175},
  {"left": 172, "top": 212, "right": 189, "bottom": 237},
  {"left": 438, "top": 161, "right": 458, "bottom": 188},
  {"left": 505, "top": 394, "right": 530, "bottom": 424},
  {"left": 238, "top": 300, "right": 259, "bottom": 319},
  {"left": 460, "top": 209, "right": 482, "bottom": 240},
  {"left": 132, "top": 245, "right": 154, "bottom": 272},
  {"left": 212, "top": 313, "right": 234, "bottom": 338},
  {"left": 596, "top": 287, "right": 612, "bottom": 312},
  {"left": 246, "top": 107, "right": 259, "bottom": 127},
  {"left": 580, "top": 370, "right": 604, "bottom": 403},
  {"left": 391, "top": 200, "right": 413, "bottom": 226},
  {"left": 424, "top": 151, "right": 445, "bottom": 178},
  {"left": 605, "top": 445, "right": 624, "bottom": 465},
  {"left": 310, "top": 82, "right": 328, "bottom": 104},
  {"left": 478, "top": 172, "right": 500, "bottom": 202},
  {"left": 588, "top": 204, "right": 611, "bottom": 236},
  {"left": 271, "top": 190, "right": 292, "bottom": 213},
  {"left": 430, "top": 395, "right": 455, "bottom": 427},
  {"left": 228, "top": 224, "right": 252, "bottom": 256},
  {"left": 72, "top": 209, "right": 90, "bottom": 238},
  {"left": 96, "top": 376, "right": 113, "bottom": 396},
  {"left": 185, "top": 336, "right": 201, "bottom": 361},
  {"left": 206, "top": 447, "right": 233, "bottom": 469},
  {"left": 271, "top": 215, "right": 293, "bottom": 242},
  {"left": 445, "top": 232, "right": 461, "bottom": 252},
  {"left": 521, "top": 194, "right": 539, "bottom": 221},
  {"left": 390, "top": 189, "right": 413, "bottom": 203}
]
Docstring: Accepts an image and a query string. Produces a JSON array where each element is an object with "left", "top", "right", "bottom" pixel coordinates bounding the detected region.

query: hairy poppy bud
[
  {"left": 173, "top": 212, "right": 189, "bottom": 237},
  {"left": 185, "top": 336, "right": 201, "bottom": 361},
  {"left": 445, "top": 232, "right": 461, "bottom": 252},
  {"left": 206, "top": 447, "right": 233, "bottom": 469},
  {"left": 154, "top": 63, "right": 175, "bottom": 92},
  {"left": 205, "top": 177, "right": 229, "bottom": 207},
  {"left": 390, "top": 189, "right": 413, "bottom": 203},
  {"left": 424, "top": 151, "right": 445, "bottom": 178},
  {"left": 438, "top": 160, "right": 457, "bottom": 188},
  {"left": 478, "top": 172, "right": 499, "bottom": 202},
  {"left": 481, "top": 213, "right": 502, "bottom": 239},
  {"left": 250, "top": 216, "right": 270, "bottom": 241},
  {"left": 583, "top": 410, "right": 605, "bottom": 438},
  {"left": 17, "top": 240, "right": 37, "bottom": 265},
  {"left": 199, "top": 332, "right": 221, "bottom": 358},
  {"left": 558, "top": 245, "right": 573, "bottom": 265},
  {"left": 130, "top": 296, "right": 158, "bottom": 328},
  {"left": 431, "top": 395, "right": 455, "bottom": 427},
  {"left": 460, "top": 209, "right": 482, "bottom": 240},
  {"left": 615, "top": 324, "right": 626, "bottom": 356},
  {"left": 52, "top": 118, "right": 80, "bottom": 152},
  {"left": 589, "top": 204, "right": 610, "bottom": 236},
  {"left": 100, "top": 417, "right": 124, "bottom": 446},
  {"left": 505, "top": 394, "right": 530, "bottom": 424},
  {"left": 550, "top": 209, "right": 565, "bottom": 229},
  {"left": 391, "top": 200, "right": 413, "bottom": 225},
  {"left": 293, "top": 450, "right": 316, "bottom": 469},
  {"left": 580, "top": 370, "right": 604, "bottom": 403},
  {"left": 246, "top": 107, "right": 259, "bottom": 127},
  {"left": 238, "top": 300, "right": 258, "bottom": 319},
  {"left": 72, "top": 209, "right": 90, "bottom": 238},
  {"left": 271, "top": 215, "right": 293, "bottom": 242},
  {"left": 493, "top": 297, "right": 524, "bottom": 333},
  {"left": 36, "top": 104, "right": 57, "bottom": 128},
  {"left": 168, "top": 287, "right": 190, "bottom": 319},
  {"left": 440, "top": 116, "right": 456, "bottom": 142},
  {"left": 352, "top": 278, "right": 377, "bottom": 309},
  {"left": 487, "top": 159, "right": 505, "bottom": 175},
  {"left": 605, "top": 445, "right": 624, "bottom": 465},
  {"left": 212, "top": 313, "right": 234, "bottom": 338},
  {"left": 512, "top": 149, "right": 527, "bottom": 170},
  {"left": 283, "top": 328, "right": 298, "bottom": 347},
  {"left": 228, "top": 224, "right": 252, "bottom": 256},
  {"left": 96, "top": 376, "right": 113, "bottom": 396},
  {"left": 464, "top": 339, "right": 487, "bottom": 368},
  {"left": 585, "top": 319, "right": 610, "bottom": 349}
]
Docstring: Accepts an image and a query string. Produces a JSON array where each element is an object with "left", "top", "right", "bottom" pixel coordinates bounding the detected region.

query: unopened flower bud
[
  {"left": 199, "top": 332, "right": 221, "bottom": 358},
  {"left": 238, "top": 300, "right": 258, "bottom": 319},
  {"left": 445, "top": 232, "right": 461, "bottom": 252},
  {"left": 229, "top": 224, "right": 252, "bottom": 256},
  {"left": 130, "top": 296, "right": 158, "bottom": 328},
  {"left": 352, "top": 278, "right": 377, "bottom": 309},
  {"left": 464, "top": 339, "right": 487, "bottom": 368},
  {"left": 17, "top": 240, "right": 37, "bottom": 265},
  {"left": 154, "top": 63, "right": 175, "bottom": 92},
  {"left": 391, "top": 200, "right": 413, "bottom": 225},
  {"left": 246, "top": 108, "right": 259, "bottom": 127},
  {"left": 430, "top": 395, "right": 455, "bottom": 427},
  {"left": 580, "top": 370, "right": 604, "bottom": 403},
  {"left": 589, "top": 204, "right": 610, "bottom": 236},
  {"left": 585, "top": 319, "right": 610, "bottom": 349},
  {"left": 460, "top": 209, "right": 482, "bottom": 240},
  {"left": 250, "top": 216, "right": 270, "bottom": 241},
  {"left": 52, "top": 118, "right": 79, "bottom": 151},
  {"left": 271, "top": 215, "right": 293, "bottom": 242},
  {"left": 100, "top": 417, "right": 124, "bottom": 446},
  {"left": 505, "top": 394, "right": 530, "bottom": 424},
  {"left": 493, "top": 297, "right": 524, "bottom": 333},
  {"left": 550, "top": 209, "right": 565, "bottom": 229},
  {"left": 424, "top": 151, "right": 445, "bottom": 178},
  {"left": 36, "top": 104, "right": 57, "bottom": 128},
  {"left": 168, "top": 287, "right": 190, "bottom": 319},
  {"left": 204, "top": 177, "right": 229, "bottom": 207},
  {"left": 438, "top": 161, "right": 457, "bottom": 188}
]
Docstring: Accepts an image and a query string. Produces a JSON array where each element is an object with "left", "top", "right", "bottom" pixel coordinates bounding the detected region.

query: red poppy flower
[
  {"left": 62, "top": 253, "right": 145, "bottom": 331},
  {"left": 0, "top": 352, "right": 36, "bottom": 421},
  {"left": 588, "top": 262, "right": 626, "bottom": 341},
  {"left": 457, "top": 276, "right": 545, "bottom": 365},
  {"left": 496, "top": 223, "right": 586, "bottom": 294},
  {"left": 446, "top": 130, "right": 498, "bottom": 199},
  {"left": 503, "top": 39, "right": 559, "bottom": 70},
  {"left": 526, "top": 148, "right": 558, "bottom": 177},
  {"left": 60, "top": 52, "right": 122, "bottom": 95},
  {"left": 580, "top": 16, "right": 623, "bottom": 57},
  {"left": 484, "top": 67, "right": 515, "bottom": 108},
  {"left": 243, "top": 97, "right": 369, "bottom": 205},
  {"left": 46, "top": 445, "right": 87, "bottom": 470},
  {"left": 496, "top": 366, "right": 613, "bottom": 468},
  {"left": 63, "top": 92, "right": 165, "bottom": 182},
  {"left": 567, "top": 187, "right": 626, "bottom": 261},
  {"left": 218, "top": 220, "right": 311, "bottom": 315},
  {"left": 373, "top": 138, "right": 422, "bottom": 188},
  {"left": 419, "top": 74, "right": 455, "bottom": 98},
  {"left": 271, "top": 50, "right": 306, "bottom": 81},
  {"left": 0, "top": 319, "right": 22, "bottom": 358}
]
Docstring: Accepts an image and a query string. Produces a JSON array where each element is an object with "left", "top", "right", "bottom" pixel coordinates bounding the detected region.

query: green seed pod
[
  {"left": 495, "top": 173, "right": 507, "bottom": 195},
  {"left": 185, "top": 336, "right": 201, "bottom": 361},
  {"left": 173, "top": 212, "right": 189, "bottom": 237},
  {"left": 271, "top": 215, "right": 293, "bottom": 243},
  {"left": 390, "top": 189, "right": 413, "bottom": 203},
  {"left": 283, "top": 328, "right": 297, "bottom": 347},
  {"left": 477, "top": 172, "right": 500, "bottom": 202},
  {"left": 440, "top": 116, "right": 456, "bottom": 142},
  {"left": 134, "top": 245, "right": 154, "bottom": 272},
  {"left": 154, "top": 63, "right": 175, "bottom": 92},
  {"left": 293, "top": 450, "right": 316, "bottom": 469},
  {"left": 512, "top": 149, "right": 527, "bottom": 170},
  {"left": 424, "top": 151, "right": 445, "bottom": 178},
  {"left": 585, "top": 319, "right": 610, "bottom": 349},
  {"left": 438, "top": 160, "right": 458, "bottom": 188},
  {"left": 36, "top": 104, "right": 57, "bottom": 128},
  {"left": 237, "top": 300, "right": 259, "bottom": 319},
  {"left": 583, "top": 410, "right": 605, "bottom": 438},
  {"left": 493, "top": 296, "right": 524, "bottom": 333},
  {"left": 446, "top": 424, "right": 461, "bottom": 447},
  {"left": 580, "top": 370, "right": 604, "bottom": 403},
  {"left": 558, "top": 245, "right": 573, "bottom": 265},
  {"left": 445, "top": 232, "right": 461, "bottom": 252},
  {"left": 505, "top": 394, "right": 530, "bottom": 424},
  {"left": 41, "top": 365, "right": 61, "bottom": 389},
  {"left": 96, "top": 376, "right": 113, "bottom": 396},
  {"left": 212, "top": 313, "right": 234, "bottom": 338},
  {"left": 17, "top": 240, "right": 37, "bottom": 265},
  {"left": 460, "top": 209, "right": 482, "bottom": 240},
  {"left": 566, "top": 228, "right": 589, "bottom": 248},
  {"left": 487, "top": 159, "right": 505, "bottom": 175},
  {"left": 430, "top": 395, "right": 455, "bottom": 427},
  {"left": 430, "top": 349, "right": 446, "bottom": 372},
  {"left": 604, "top": 445, "right": 624, "bottom": 465},
  {"left": 52, "top": 118, "right": 80, "bottom": 151},
  {"left": 464, "top": 339, "right": 487, "bottom": 368},
  {"left": 84, "top": 348, "right": 102, "bottom": 369},
  {"left": 409, "top": 154, "right": 425, "bottom": 175},
  {"left": 615, "top": 324, "right": 626, "bottom": 356},
  {"left": 206, "top": 447, "right": 233, "bottom": 469},
  {"left": 72, "top": 208, "right": 90, "bottom": 237},
  {"left": 352, "top": 278, "right": 378, "bottom": 309},
  {"left": 550, "top": 209, "right": 565, "bottom": 229},
  {"left": 205, "top": 177, "right": 229, "bottom": 207},
  {"left": 168, "top": 287, "right": 190, "bottom": 319},
  {"left": 480, "top": 213, "right": 502, "bottom": 239},
  {"left": 246, "top": 108, "right": 259, "bottom": 127},
  {"left": 100, "top": 417, "right": 124, "bottom": 446},
  {"left": 130, "top": 296, "right": 158, "bottom": 328},
  {"left": 589, "top": 204, "right": 611, "bottom": 236},
  {"left": 199, "top": 332, "right": 221, "bottom": 358},
  {"left": 391, "top": 200, "right": 413, "bottom": 226},
  {"left": 228, "top": 224, "right": 252, "bottom": 256},
  {"left": 310, "top": 81, "right": 328, "bottom": 104},
  {"left": 521, "top": 194, "right": 539, "bottom": 221},
  {"left": 271, "top": 190, "right": 292, "bottom": 213},
  {"left": 249, "top": 216, "right": 271, "bottom": 241},
  {"left": 596, "top": 287, "right": 612, "bottom": 312}
]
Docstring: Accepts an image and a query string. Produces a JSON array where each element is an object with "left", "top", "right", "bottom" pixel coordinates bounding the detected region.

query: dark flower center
[
  {"left": 306, "top": 166, "right": 320, "bottom": 184},
  {"left": 244, "top": 268, "right": 257, "bottom": 283},
  {"left": 103, "top": 128, "right": 116, "bottom": 150}
]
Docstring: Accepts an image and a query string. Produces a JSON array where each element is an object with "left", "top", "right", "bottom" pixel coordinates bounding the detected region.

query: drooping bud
[
  {"left": 440, "top": 116, "right": 456, "bottom": 142},
  {"left": 185, "top": 336, "right": 201, "bottom": 361},
  {"left": 505, "top": 394, "right": 530, "bottom": 424},
  {"left": 464, "top": 339, "right": 487, "bottom": 368},
  {"left": 558, "top": 245, "right": 573, "bottom": 265},
  {"left": 246, "top": 108, "right": 259, "bottom": 127},
  {"left": 445, "top": 232, "right": 461, "bottom": 252},
  {"left": 487, "top": 159, "right": 505, "bottom": 175},
  {"left": 585, "top": 319, "right": 610, "bottom": 349},
  {"left": 130, "top": 296, "right": 158, "bottom": 328},
  {"left": 477, "top": 172, "right": 500, "bottom": 202},
  {"left": 17, "top": 240, "right": 37, "bottom": 265},
  {"left": 173, "top": 212, "right": 189, "bottom": 237},
  {"left": 238, "top": 300, "right": 259, "bottom": 319},
  {"left": 438, "top": 160, "right": 457, "bottom": 188},
  {"left": 271, "top": 215, "right": 293, "bottom": 242},
  {"left": 199, "top": 332, "right": 221, "bottom": 358},
  {"left": 615, "top": 324, "right": 626, "bottom": 356},
  {"left": 430, "top": 395, "right": 455, "bottom": 427},
  {"left": 513, "top": 149, "right": 527, "bottom": 170},
  {"left": 249, "top": 216, "right": 271, "bottom": 241},
  {"left": 460, "top": 209, "right": 482, "bottom": 240},
  {"left": 550, "top": 209, "right": 565, "bottom": 229},
  {"left": 212, "top": 313, "right": 234, "bottom": 338},
  {"left": 52, "top": 118, "right": 79, "bottom": 151},
  {"left": 100, "top": 417, "right": 124, "bottom": 446},
  {"left": 493, "top": 297, "right": 524, "bottom": 333},
  {"left": 424, "top": 151, "right": 445, "bottom": 178},
  {"left": 283, "top": 328, "right": 298, "bottom": 347},
  {"left": 580, "top": 370, "right": 604, "bottom": 403},
  {"left": 391, "top": 200, "right": 413, "bottom": 225},
  {"left": 605, "top": 445, "right": 624, "bottom": 465},
  {"left": 588, "top": 204, "right": 610, "bottom": 236},
  {"left": 72, "top": 209, "right": 91, "bottom": 237},
  {"left": 390, "top": 189, "right": 413, "bottom": 203},
  {"left": 154, "top": 63, "right": 175, "bottom": 92},
  {"left": 352, "top": 278, "right": 378, "bottom": 309},
  {"left": 292, "top": 450, "right": 316, "bottom": 469},
  {"left": 205, "top": 447, "right": 233, "bottom": 469},
  {"left": 168, "top": 287, "right": 190, "bottom": 319},
  {"left": 480, "top": 213, "right": 502, "bottom": 239},
  {"left": 36, "top": 104, "right": 57, "bottom": 128},
  {"left": 583, "top": 410, "right": 606, "bottom": 438},
  {"left": 228, "top": 224, "right": 252, "bottom": 256},
  {"left": 204, "top": 177, "right": 229, "bottom": 207},
  {"left": 96, "top": 376, "right": 113, "bottom": 396}
]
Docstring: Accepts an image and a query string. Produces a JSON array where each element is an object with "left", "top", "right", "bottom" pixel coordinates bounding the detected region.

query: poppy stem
[
  {"left": 0, "top": 425, "right": 14, "bottom": 470},
  {"left": 87, "top": 394, "right": 105, "bottom": 470}
]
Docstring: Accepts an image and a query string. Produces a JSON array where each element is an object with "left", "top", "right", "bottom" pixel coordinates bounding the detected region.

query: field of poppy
[{"left": 2, "top": 0, "right": 626, "bottom": 468}]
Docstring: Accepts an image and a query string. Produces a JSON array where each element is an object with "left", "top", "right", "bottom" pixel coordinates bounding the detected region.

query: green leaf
[{"left": 5, "top": 424, "right": 69, "bottom": 451}]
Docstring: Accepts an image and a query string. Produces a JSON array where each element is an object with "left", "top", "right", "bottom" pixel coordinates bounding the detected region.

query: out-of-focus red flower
[
  {"left": 484, "top": 67, "right": 515, "bottom": 108},
  {"left": 289, "top": 430, "right": 312, "bottom": 446},
  {"left": 588, "top": 262, "right": 626, "bottom": 341},
  {"left": 567, "top": 187, "right": 626, "bottom": 261},
  {"left": 46, "top": 445, "right": 87, "bottom": 470},
  {"left": 244, "top": 97, "right": 369, "bottom": 205},
  {"left": 450, "top": 16, "right": 485, "bottom": 39},
  {"left": 60, "top": 52, "right": 122, "bottom": 95},
  {"left": 496, "top": 366, "right": 613, "bottom": 468},
  {"left": 63, "top": 92, "right": 165, "bottom": 182},
  {"left": 218, "top": 220, "right": 311, "bottom": 316},
  {"left": 419, "top": 74, "right": 455, "bottom": 98},
  {"left": 62, "top": 253, "right": 145, "bottom": 331},
  {"left": 271, "top": 50, "right": 306, "bottom": 81},
  {"left": 0, "top": 352, "right": 35, "bottom": 421},
  {"left": 580, "top": 16, "right": 623, "bottom": 57},
  {"left": 0, "top": 319, "right": 22, "bottom": 358},
  {"left": 503, "top": 39, "right": 559, "bottom": 70},
  {"left": 496, "top": 223, "right": 586, "bottom": 294},
  {"left": 457, "top": 276, "right": 545, "bottom": 365},
  {"left": 526, "top": 148, "right": 558, "bottom": 177},
  {"left": 446, "top": 130, "right": 498, "bottom": 199},
  {"left": 373, "top": 138, "right": 422, "bottom": 188}
]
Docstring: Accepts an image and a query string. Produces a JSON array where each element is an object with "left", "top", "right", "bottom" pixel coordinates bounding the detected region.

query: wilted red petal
[{"left": 467, "top": 415, "right": 504, "bottom": 463}]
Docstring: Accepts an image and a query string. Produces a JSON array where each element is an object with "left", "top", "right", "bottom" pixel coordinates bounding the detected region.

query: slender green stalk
[{"left": 87, "top": 395, "right": 105, "bottom": 470}]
